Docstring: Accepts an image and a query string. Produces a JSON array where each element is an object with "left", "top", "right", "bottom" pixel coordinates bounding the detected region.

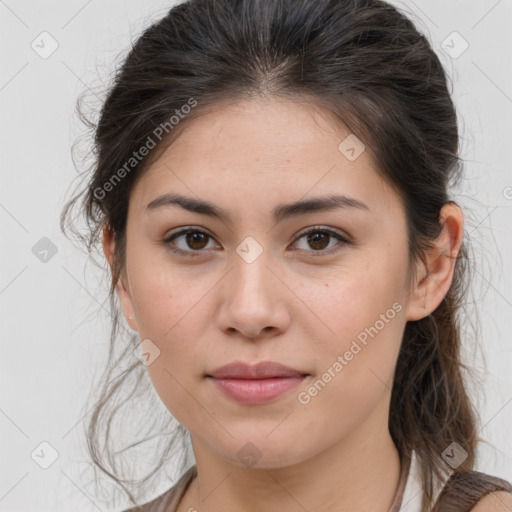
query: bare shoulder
[{"left": 470, "top": 491, "right": 512, "bottom": 511}]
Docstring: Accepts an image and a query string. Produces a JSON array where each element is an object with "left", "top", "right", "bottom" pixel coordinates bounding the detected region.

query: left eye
[
  {"left": 162, "top": 227, "right": 349, "bottom": 257},
  {"left": 292, "top": 228, "right": 349, "bottom": 255}
]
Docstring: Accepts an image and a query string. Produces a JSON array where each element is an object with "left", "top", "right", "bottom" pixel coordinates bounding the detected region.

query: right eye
[{"left": 162, "top": 228, "right": 220, "bottom": 257}]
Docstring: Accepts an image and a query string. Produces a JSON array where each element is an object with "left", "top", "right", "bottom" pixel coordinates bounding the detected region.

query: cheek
[
  {"left": 311, "top": 260, "right": 405, "bottom": 342},
  {"left": 305, "top": 257, "right": 407, "bottom": 394},
  {"left": 296, "top": 282, "right": 405, "bottom": 441},
  {"left": 125, "top": 248, "right": 215, "bottom": 402},
  {"left": 127, "top": 252, "right": 208, "bottom": 344},
  {"left": 130, "top": 269, "right": 207, "bottom": 425}
]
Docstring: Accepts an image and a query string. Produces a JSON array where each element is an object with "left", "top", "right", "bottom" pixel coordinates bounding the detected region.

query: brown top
[{"left": 121, "top": 450, "right": 512, "bottom": 512}]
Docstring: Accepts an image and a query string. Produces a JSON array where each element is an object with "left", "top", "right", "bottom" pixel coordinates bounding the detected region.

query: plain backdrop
[{"left": 1, "top": 0, "right": 512, "bottom": 510}]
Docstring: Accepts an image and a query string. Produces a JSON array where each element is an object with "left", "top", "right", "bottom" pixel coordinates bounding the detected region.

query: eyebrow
[{"left": 145, "top": 193, "right": 369, "bottom": 224}]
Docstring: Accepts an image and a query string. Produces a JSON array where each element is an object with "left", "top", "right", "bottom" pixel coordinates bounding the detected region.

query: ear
[
  {"left": 101, "top": 224, "right": 139, "bottom": 331},
  {"left": 405, "top": 202, "right": 464, "bottom": 321}
]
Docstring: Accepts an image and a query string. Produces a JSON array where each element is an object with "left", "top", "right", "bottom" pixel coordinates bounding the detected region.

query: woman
[{"left": 60, "top": 0, "right": 512, "bottom": 511}]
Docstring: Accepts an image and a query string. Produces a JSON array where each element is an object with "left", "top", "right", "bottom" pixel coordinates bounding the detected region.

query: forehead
[
  {"left": 158, "top": 96, "right": 358, "bottom": 167},
  {"left": 129, "top": 97, "right": 403, "bottom": 221}
]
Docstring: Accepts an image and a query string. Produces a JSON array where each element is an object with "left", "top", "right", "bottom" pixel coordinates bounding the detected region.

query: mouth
[
  {"left": 205, "top": 360, "right": 310, "bottom": 405},
  {"left": 206, "top": 360, "right": 309, "bottom": 379}
]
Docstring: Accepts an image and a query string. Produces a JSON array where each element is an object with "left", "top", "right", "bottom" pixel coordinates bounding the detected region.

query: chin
[{"left": 212, "top": 433, "right": 313, "bottom": 470}]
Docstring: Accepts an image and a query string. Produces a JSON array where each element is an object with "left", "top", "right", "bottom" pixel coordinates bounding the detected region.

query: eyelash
[{"left": 162, "top": 226, "right": 351, "bottom": 258}]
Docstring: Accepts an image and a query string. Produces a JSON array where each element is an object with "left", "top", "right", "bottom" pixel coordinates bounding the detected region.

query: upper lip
[{"left": 206, "top": 361, "right": 309, "bottom": 379}]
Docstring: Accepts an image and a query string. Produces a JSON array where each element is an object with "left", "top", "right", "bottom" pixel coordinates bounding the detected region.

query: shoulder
[
  {"left": 433, "top": 469, "right": 512, "bottom": 512},
  {"left": 470, "top": 491, "right": 512, "bottom": 511}
]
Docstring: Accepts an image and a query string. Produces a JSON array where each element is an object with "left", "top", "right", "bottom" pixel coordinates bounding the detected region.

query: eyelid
[{"left": 293, "top": 225, "right": 352, "bottom": 244}]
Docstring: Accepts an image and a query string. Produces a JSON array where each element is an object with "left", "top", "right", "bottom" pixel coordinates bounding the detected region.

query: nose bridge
[
  {"left": 231, "top": 235, "right": 273, "bottom": 302},
  {"left": 216, "top": 235, "right": 288, "bottom": 339}
]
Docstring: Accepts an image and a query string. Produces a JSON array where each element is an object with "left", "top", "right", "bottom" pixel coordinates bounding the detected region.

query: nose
[{"left": 216, "top": 248, "right": 291, "bottom": 341}]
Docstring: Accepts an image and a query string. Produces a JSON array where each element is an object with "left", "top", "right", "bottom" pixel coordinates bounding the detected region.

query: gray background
[{"left": 1, "top": 0, "right": 511, "bottom": 510}]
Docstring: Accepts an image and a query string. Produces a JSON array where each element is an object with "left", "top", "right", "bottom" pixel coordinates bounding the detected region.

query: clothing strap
[{"left": 389, "top": 450, "right": 413, "bottom": 512}]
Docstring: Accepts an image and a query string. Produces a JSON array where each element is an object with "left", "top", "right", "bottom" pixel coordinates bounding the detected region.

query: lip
[
  {"left": 206, "top": 361, "right": 308, "bottom": 379},
  {"left": 206, "top": 361, "right": 309, "bottom": 405}
]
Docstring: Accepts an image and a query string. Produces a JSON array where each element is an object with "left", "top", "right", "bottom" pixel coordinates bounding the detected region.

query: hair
[{"left": 60, "top": 0, "right": 510, "bottom": 510}]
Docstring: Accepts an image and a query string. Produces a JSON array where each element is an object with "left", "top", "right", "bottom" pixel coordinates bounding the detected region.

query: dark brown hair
[{"left": 60, "top": 0, "right": 511, "bottom": 510}]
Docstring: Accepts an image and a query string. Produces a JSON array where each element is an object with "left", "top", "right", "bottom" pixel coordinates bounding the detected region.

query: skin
[{"left": 102, "top": 96, "right": 464, "bottom": 512}]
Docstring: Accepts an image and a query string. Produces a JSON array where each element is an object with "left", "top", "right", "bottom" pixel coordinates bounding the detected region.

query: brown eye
[
  {"left": 292, "top": 227, "right": 350, "bottom": 256},
  {"left": 184, "top": 231, "right": 209, "bottom": 250},
  {"left": 162, "top": 228, "right": 219, "bottom": 256},
  {"left": 307, "top": 231, "right": 331, "bottom": 251}
]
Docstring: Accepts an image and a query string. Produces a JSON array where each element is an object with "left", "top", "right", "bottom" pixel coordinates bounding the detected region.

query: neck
[{"left": 180, "top": 398, "right": 402, "bottom": 512}]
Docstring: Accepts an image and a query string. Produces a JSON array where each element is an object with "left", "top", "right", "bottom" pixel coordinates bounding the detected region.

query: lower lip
[{"left": 208, "top": 376, "right": 307, "bottom": 405}]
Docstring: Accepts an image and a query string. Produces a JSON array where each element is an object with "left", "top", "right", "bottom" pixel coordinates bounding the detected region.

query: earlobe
[
  {"left": 101, "top": 224, "right": 139, "bottom": 332},
  {"left": 405, "top": 203, "right": 464, "bottom": 322}
]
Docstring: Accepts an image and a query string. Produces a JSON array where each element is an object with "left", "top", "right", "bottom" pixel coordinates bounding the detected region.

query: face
[{"left": 104, "top": 96, "right": 425, "bottom": 469}]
